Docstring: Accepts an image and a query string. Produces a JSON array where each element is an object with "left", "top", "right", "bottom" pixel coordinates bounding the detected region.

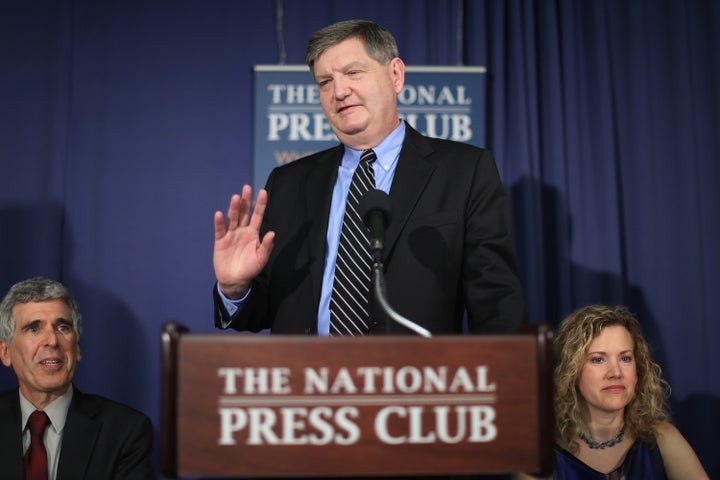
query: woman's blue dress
[{"left": 552, "top": 442, "right": 666, "bottom": 479}]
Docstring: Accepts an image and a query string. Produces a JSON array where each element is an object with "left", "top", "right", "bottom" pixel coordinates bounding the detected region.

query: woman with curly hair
[{"left": 517, "top": 305, "right": 707, "bottom": 479}]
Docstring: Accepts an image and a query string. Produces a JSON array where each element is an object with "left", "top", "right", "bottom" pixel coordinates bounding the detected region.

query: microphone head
[{"left": 358, "top": 189, "right": 392, "bottom": 227}]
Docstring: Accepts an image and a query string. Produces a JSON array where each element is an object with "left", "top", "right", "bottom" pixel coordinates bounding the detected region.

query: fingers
[
  {"left": 213, "top": 210, "right": 227, "bottom": 240},
  {"left": 249, "top": 189, "right": 268, "bottom": 231},
  {"left": 259, "top": 230, "right": 275, "bottom": 253},
  {"left": 224, "top": 193, "right": 242, "bottom": 229},
  {"left": 239, "top": 185, "right": 253, "bottom": 226},
  {"left": 217, "top": 186, "right": 269, "bottom": 236},
  {"left": 252, "top": 230, "right": 275, "bottom": 267}
]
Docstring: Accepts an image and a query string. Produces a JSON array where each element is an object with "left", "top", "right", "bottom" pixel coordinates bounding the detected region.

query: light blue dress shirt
[{"left": 220, "top": 121, "right": 405, "bottom": 335}]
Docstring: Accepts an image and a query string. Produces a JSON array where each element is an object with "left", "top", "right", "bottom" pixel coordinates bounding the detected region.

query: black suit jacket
[
  {"left": 215, "top": 124, "right": 527, "bottom": 335},
  {"left": 0, "top": 387, "right": 155, "bottom": 479}
]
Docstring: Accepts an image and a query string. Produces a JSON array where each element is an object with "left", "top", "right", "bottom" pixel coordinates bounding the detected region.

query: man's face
[
  {"left": 313, "top": 37, "right": 404, "bottom": 149},
  {"left": 0, "top": 299, "right": 81, "bottom": 406}
]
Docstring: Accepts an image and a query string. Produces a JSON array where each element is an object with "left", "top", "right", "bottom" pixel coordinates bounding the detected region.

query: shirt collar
[
  {"left": 343, "top": 121, "right": 406, "bottom": 172},
  {"left": 20, "top": 384, "right": 74, "bottom": 434}
]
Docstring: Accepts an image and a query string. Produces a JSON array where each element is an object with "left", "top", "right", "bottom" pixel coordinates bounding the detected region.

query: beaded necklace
[{"left": 580, "top": 423, "right": 627, "bottom": 449}]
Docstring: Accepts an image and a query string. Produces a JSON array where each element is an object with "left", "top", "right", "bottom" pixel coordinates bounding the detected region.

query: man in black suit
[
  {"left": 213, "top": 19, "right": 526, "bottom": 336},
  {"left": 0, "top": 277, "right": 155, "bottom": 479}
]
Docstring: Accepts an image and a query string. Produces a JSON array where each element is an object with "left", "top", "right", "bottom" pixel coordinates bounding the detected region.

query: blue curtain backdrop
[{"left": 1, "top": 0, "right": 718, "bottom": 476}]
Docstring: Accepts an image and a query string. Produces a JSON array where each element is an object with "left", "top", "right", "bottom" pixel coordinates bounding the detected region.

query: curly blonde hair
[{"left": 553, "top": 305, "right": 670, "bottom": 452}]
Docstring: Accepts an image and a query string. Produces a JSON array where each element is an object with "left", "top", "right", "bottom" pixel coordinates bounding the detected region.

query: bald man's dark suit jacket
[
  {"left": 0, "top": 387, "right": 155, "bottom": 479},
  {"left": 214, "top": 123, "right": 527, "bottom": 335}
]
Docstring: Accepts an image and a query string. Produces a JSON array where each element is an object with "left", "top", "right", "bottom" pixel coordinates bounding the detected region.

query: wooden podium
[{"left": 160, "top": 323, "right": 554, "bottom": 478}]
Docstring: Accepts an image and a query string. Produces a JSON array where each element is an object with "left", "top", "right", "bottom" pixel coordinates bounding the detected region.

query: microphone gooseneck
[{"left": 359, "top": 189, "right": 432, "bottom": 338}]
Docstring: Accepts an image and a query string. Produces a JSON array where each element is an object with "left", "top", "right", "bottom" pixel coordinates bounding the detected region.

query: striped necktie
[{"left": 330, "top": 149, "right": 377, "bottom": 335}]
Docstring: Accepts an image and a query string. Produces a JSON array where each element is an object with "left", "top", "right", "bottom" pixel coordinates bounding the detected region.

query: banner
[{"left": 253, "top": 65, "right": 487, "bottom": 191}]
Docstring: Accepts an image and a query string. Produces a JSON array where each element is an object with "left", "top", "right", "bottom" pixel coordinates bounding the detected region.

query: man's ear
[
  {"left": 0, "top": 340, "right": 12, "bottom": 367},
  {"left": 390, "top": 57, "right": 405, "bottom": 93}
]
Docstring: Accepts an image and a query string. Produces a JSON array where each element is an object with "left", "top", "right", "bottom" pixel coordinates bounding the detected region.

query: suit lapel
[
  {"left": 385, "top": 126, "right": 436, "bottom": 256},
  {"left": 296, "top": 130, "right": 434, "bottom": 295},
  {"left": 58, "top": 389, "right": 100, "bottom": 479},
  {"left": 303, "top": 146, "right": 343, "bottom": 302},
  {"left": 0, "top": 391, "right": 24, "bottom": 479}
]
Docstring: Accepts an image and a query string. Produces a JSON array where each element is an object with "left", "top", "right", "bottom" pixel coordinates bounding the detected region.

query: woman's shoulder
[
  {"left": 654, "top": 420, "right": 691, "bottom": 449},
  {"left": 654, "top": 421, "right": 709, "bottom": 480},
  {"left": 653, "top": 420, "right": 677, "bottom": 436}
]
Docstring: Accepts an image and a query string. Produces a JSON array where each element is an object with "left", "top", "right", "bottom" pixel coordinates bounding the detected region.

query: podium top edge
[
  {"left": 163, "top": 323, "right": 553, "bottom": 343},
  {"left": 178, "top": 332, "right": 549, "bottom": 345}
]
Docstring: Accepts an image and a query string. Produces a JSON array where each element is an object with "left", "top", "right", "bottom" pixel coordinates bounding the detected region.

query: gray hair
[
  {"left": 306, "top": 19, "right": 399, "bottom": 73},
  {"left": 0, "top": 277, "right": 83, "bottom": 343}
]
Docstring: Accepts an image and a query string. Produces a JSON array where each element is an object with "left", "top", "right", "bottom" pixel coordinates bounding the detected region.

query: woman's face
[{"left": 577, "top": 325, "right": 637, "bottom": 417}]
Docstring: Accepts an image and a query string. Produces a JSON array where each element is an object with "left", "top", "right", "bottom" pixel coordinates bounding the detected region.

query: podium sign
[{"left": 161, "top": 325, "right": 554, "bottom": 478}]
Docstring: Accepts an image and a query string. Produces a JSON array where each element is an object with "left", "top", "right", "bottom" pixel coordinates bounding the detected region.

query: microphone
[
  {"left": 358, "top": 189, "right": 392, "bottom": 265},
  {"left": 358, "top": 189, "right": 432, "bottom": 338}
]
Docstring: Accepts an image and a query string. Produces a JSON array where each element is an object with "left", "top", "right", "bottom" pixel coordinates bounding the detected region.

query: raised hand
[{"left": 213, "top": 185, "right": 275, "bottom": 299}]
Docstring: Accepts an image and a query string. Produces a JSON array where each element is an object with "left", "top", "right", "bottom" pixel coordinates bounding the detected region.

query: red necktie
[{"left": 25, "top": 410, "right": 50, "bottom": 480}]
